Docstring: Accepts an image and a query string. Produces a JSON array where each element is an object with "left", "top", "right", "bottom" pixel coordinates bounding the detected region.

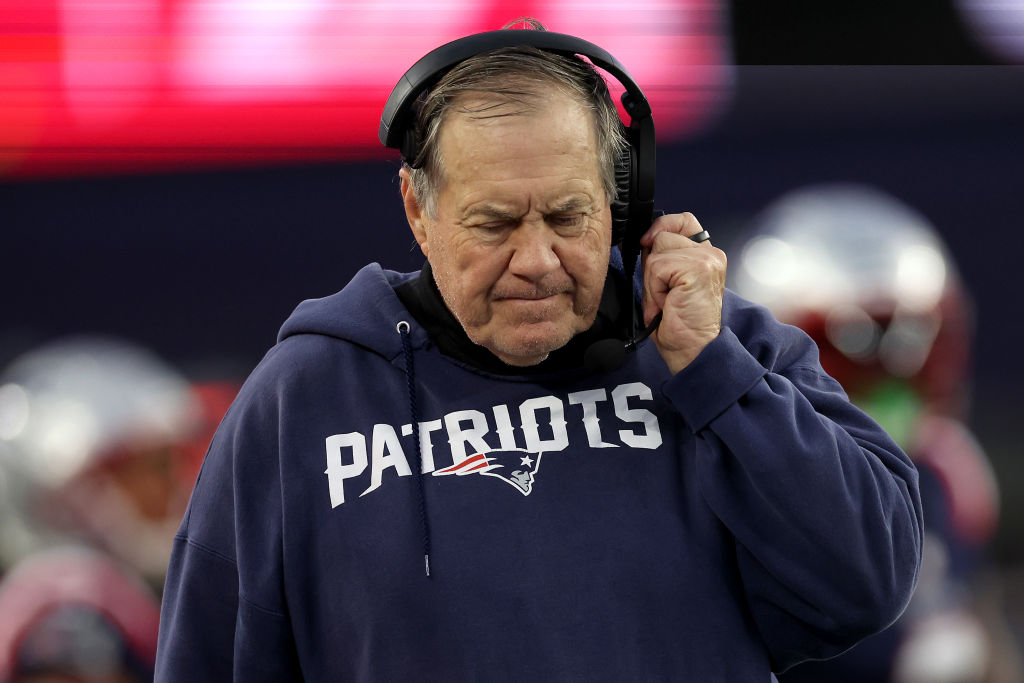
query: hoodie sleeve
[
  {"left": 155, "top": 352, "right": 303, "bottom": 682},
  {"left": 662, "top": 296, "right": 923, "bottom": 672}
]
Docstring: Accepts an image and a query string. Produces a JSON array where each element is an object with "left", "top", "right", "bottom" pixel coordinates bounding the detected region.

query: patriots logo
[{"left": 433, "top": 448, "right": 544, "bottom": 496}]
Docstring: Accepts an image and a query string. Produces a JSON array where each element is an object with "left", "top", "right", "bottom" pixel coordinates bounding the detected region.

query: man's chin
[{"left": 481, "top": 324, "right": 578, "bottom": 367}]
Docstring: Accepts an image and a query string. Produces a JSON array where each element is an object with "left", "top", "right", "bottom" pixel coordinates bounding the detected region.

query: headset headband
[{"left": 379, "top": 30, "right": 649, "bottom": 154}]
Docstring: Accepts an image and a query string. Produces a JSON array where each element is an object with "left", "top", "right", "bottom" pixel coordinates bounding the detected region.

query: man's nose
[{"left": 507, "top": 222, "right": 561, "bottom": 280}]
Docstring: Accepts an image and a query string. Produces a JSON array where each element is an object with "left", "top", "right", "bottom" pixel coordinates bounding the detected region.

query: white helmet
[
  {"left": 0, "top": 336, "right": 200, "bottom": 584},
  {"left": 731, "top": 183, "right": 974, "bottom": 424}
]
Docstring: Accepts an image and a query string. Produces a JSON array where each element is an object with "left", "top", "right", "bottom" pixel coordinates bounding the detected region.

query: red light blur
[{"left": 0, "top": 0, "right": 732, "bottom": 178}]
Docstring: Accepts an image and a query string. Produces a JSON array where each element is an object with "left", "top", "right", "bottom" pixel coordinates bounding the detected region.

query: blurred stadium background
[{"left": 1, "top": 0, "right": 1023, "bottom": 679}]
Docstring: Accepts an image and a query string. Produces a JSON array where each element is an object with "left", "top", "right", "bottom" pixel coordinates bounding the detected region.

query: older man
[{"left": 156, "top": 25, "right": 922, "bottom": 682}]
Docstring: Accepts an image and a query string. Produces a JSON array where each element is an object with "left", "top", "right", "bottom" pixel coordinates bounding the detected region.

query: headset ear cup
[
  {"left": 610, "top": 144, "right": 632, "bottom": 245},
  {"left": 402, "top": 126, "right": 421, "bottom": 168}
]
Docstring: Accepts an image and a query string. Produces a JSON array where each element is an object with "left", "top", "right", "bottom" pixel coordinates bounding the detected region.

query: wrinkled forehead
[
  {"left": 445, "top": 72, "right": 592, "bottom": 120},
  {"left": 442, "top": 97, "right": 600, "bottom": 180},
  {"left": 439, "top": 87, "right": 597, "bottom": 148}
]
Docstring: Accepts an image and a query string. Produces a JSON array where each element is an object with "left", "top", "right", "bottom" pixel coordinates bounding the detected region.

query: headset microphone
[
  {"left": 583, "top": 228, "right": 711, "bottom": 373},
  {"left": 583, "top": 314, "right": 661, "bottom": 373}
]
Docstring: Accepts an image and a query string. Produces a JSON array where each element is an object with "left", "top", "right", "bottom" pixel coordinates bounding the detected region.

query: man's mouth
[
  {"left": 495, "top": 288, "right": 570, "bottom": 302},
  {"left": 502, "top": 293, "right": 557, "bottom": 301}
]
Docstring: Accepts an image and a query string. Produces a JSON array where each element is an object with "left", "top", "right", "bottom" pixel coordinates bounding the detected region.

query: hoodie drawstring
[{"left": 397, "top": 320, "right": 432, "bottom": 577}]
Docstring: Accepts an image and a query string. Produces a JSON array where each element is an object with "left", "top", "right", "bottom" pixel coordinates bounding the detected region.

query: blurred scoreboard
[{"left": 0, "top": 0, "right": 732, "bottom": 178}]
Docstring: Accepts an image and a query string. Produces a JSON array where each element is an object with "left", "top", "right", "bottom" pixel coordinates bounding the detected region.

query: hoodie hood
[{"left": 277, "top": 263, "right": 429, "bottom": 363}]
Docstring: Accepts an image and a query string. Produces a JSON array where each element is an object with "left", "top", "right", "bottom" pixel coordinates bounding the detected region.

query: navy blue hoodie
[{"left": 156, "top": 263, "right": 922, "bottom": 681}]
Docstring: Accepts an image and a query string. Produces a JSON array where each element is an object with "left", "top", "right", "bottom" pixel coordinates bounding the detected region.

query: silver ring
[{"left": 396, "top": 321, "right": 411, "bottom": 334}]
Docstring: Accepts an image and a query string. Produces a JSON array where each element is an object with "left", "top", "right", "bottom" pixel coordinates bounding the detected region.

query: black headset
[{"left": 378, "top": 29, "right": 656, "bottom": 264}]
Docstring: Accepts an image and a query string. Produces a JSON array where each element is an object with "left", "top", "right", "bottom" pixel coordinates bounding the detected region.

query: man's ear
[{"left": 399, "top": 167, "right": 429, "bottom": 257}]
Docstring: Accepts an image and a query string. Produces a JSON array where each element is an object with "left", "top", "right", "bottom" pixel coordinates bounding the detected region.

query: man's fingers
[
  {"left": 640, "top": 211, "right": 708, "bottom": 248},
  {"left": 641, "top": 231, "right": 727, "bottom": 325}
]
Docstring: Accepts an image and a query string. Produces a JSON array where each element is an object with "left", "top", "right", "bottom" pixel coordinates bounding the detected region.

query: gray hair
[{"left": 406, "top": 39, "right": 628, "bottom": 219}]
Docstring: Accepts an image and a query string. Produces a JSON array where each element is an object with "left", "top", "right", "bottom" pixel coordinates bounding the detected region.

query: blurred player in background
[
  {"left": 0, "top": 335, "right": 203, "bottom": 588},
  {"left": 0, "top": 335, "right": 241, "bottom": 682},
  {"left": 0, "top": 545, "right": 161, "bottom": 683},
  {"left": 732, "top": 183, "right": 1006, "bottom": 683}
]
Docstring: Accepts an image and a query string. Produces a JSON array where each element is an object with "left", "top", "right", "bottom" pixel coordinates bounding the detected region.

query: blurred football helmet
[
  {"left": 731, "top": 182, "right": 974, "bottom": 438},
  {"left": 0, "top": 336, "right": 201, "bottom": 585}
]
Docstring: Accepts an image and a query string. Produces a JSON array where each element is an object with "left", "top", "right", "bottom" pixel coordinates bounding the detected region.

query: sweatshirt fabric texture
[{"left": 155, "top": 262, "right": 923, "bottom": 682}]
